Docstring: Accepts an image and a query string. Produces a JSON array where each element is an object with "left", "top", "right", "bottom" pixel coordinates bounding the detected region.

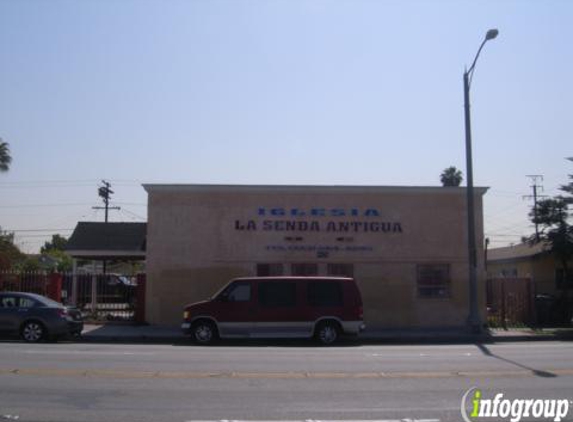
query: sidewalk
[{"left": 80, "top": 324, "right": 573, "bottom": 344}]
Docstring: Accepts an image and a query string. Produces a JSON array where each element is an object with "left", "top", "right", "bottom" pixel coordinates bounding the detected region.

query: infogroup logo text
[{"left": 461, "top": 388, "right": 571, "bottom": 422}]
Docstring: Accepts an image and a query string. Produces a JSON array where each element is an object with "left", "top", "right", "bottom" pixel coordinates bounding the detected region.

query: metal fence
[
  {"left": 486, "top": 277, "right": 535, "bottom": 328},
  {"left": 0, "top": 271, "right": 51, "bottom": 296},
  {"left": 0, "top": 271, "right": 146, "bottom": 323}
]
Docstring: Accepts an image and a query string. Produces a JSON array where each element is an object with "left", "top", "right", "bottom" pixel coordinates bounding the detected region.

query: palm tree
[
  {"left": 0, "top": 139, "right": 12, "bottom": 172},
  {"left": 440, "top": 166, "right": 463, "bottom": 187}
]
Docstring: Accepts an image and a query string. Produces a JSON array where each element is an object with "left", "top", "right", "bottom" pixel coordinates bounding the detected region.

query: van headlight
[{"left": 183, "top": 310, "right": 190, "bottom": 320}]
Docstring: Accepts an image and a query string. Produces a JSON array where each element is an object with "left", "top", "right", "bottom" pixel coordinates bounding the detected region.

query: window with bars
[
  {"left": 291, "top": 263, "right": 319, "bottom": 276},
  {"left": 327, "top": 263, "right": 354, "bottom": 278},
  {"left": 256, "top": 263, "right": 285, "bottom": 277},
  {"left": 417, "top": 264, "right": 451, "bottom": 298}
]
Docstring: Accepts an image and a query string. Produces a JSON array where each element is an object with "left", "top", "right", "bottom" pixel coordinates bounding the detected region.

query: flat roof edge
[
  {"left": 143, "top": 184, "right": 489, "bottom": 195},
  {"left": 66, "top": 250, "right": 146, "bottom": 258}
]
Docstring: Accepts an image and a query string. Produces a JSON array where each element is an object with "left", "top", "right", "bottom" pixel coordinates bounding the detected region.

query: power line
[
  {"left": 0, "top": 180, "right": 100, "bottom": 188},
  {"left": 485, "top": 214, "right": 531, "bottom": 231},
  {"left": 12, "top": 234, "right": 67, "bottom": 239},
  {"left": 485, "top": 233, "right": 525, "bottom": 238},
  {"left": 484, "top": 200, "right": 527, "bottom": 220},
  {"left": 120, "top": 208, "right": 146, "bottom": 221},
  {"left": 115, "top": 202, "right": 146, "bottom": 207},
  {"left": 487, "top": 189, "right": 528, "bottom": 197},
  {"left": 0, "top": 203, "right": 93, "bottom": 209},
  {"left": 0, "top": 179, "right": 146, "bottom": 188},
  {"left": 3, "top": 228, "right": 73, "bottom": 233}
]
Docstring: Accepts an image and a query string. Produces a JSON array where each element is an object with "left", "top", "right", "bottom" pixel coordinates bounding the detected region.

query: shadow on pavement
[{"left": 474, "top": 342, "right": 557, "bottom": 378}]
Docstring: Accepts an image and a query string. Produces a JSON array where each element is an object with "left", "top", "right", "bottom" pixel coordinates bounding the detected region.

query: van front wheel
[
  {"left": 191, "top": 320, "right": 218, "bottom": 345},
  {"left": 315, "top": 321, "right": 340, "bottom": 345}
]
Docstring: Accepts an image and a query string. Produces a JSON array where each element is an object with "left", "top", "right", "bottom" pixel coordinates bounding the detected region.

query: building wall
[
  {"left": 532, "top": 256, "right": 559, "bottom": 294},
  {"left": 144, "top": 185, "right": 487, "bottom": 328},
  {"left": 488, "top": 254, "right": 572, "bottom": 296},
  {"left": 488, "top": 259, "right": 534, "bottom": 280}
]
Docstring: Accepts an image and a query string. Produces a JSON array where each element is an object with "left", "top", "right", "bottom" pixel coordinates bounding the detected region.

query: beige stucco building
[{"left": 144, "top": 184, "right": 488, "bottom": 329}]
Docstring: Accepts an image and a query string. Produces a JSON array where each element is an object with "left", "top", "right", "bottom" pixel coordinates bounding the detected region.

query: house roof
[
  {"left": 488, "top": 242, "right": 549, "bottom": 263},
  {"left": 65, "top": 222, "right": 146, "bottom": 260}
]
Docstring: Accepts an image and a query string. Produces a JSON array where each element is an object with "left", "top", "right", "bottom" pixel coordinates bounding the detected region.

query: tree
[
  {"left": 40, "top": 234, "right": 72, "bottom": 272},
  {"left": 16, "top": 256, "right": 42, "bottom": 272},
  {"left": 561, "top": 168, "right": 573, "bottom": 202},
  {"left": 0, "top": 228, "right": 24, "bottom": 270},
  {"left": 41, "top": 234, "right": 68, "bottom": 254},
  {"left": 526, "top": 197, "right": 573, "bottom": 290},
  {"left": 0, "top": 138, "right": 12, "bottom": 172},
  {"left": 42, "top": 249, "right": 73, "bottom": 272},
  {"left": 524, "top": 166, "right": 573, "bottom": 323},
  {"left": 440, "top": 166, "right": 463, "bottom": 187}
]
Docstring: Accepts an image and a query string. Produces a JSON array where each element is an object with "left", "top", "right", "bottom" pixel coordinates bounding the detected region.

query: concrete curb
[{"left": 78, "top": 325, "right": 573, "bottom": 345}]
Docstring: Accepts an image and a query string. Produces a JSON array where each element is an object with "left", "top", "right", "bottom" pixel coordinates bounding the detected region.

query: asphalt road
[{"left": 0, "top": 340, "right": 572, "bottom": 422}]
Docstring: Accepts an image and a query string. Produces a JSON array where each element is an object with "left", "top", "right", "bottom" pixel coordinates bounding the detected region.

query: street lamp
[{"left": 464, "top": 29, "right": 498, "bottom": 333}]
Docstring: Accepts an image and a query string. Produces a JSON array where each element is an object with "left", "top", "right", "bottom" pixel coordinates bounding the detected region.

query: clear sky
[{"left": 1, "top": 0, "right": 571, "bottom": 253}]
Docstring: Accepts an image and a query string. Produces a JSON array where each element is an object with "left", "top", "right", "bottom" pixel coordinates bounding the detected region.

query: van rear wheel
[
  {"left": 315, "top": 321, "right": 340, "bottom": 345},
  {"left": 191, "top": 320, "right": 218, "bottom": 345}
]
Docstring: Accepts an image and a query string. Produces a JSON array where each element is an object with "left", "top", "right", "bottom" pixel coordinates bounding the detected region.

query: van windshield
[
  {"left": 210, "top": 281, "right": 244, "bottom": 301},
  {"left": 210, "top": 284, "right": 230, "bottom": 300},
  {"left": 213, "top": 281, "right": 252, "bottom": 302}
]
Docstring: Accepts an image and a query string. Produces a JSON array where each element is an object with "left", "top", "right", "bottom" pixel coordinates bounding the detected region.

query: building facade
[
  {"left": 144, "top": 184, "right": 488, "bottom": 328},
  {"left": 488, "top": 242, "right": 573, "bottom": 295}
]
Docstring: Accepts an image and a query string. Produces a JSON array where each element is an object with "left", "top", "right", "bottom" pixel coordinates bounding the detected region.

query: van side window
[
  {"left": 258, "top": 282, "right": 296, "bottom": 307},
  {"left": 225, "top": 282, "right": 252, "bottom": 302},
  {"left": 308, "top": 281, "right": 343, "bottom": 307}
]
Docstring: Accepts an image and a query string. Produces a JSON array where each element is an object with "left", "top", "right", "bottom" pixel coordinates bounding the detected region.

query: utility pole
[
  {"left": 92, "top": 180, "right": 120, "bottom": 274},
  {"left": 93, "top": 180, "right": 121, "bottom": 223},
  {"left": 523, "top": 175, "right": 547, "bottom": 242}
]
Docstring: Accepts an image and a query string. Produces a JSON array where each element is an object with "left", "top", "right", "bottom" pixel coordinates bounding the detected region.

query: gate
[
  {"left": 486, "top": 277, "right": 535, "bottom": 328},
  {"left": 0, "top": 271, "right": 146, "bottom": 324}
]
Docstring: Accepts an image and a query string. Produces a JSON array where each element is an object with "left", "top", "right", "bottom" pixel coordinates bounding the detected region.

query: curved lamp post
[{"left": 464, "top": 29, "right": 498, "bottom": 333}]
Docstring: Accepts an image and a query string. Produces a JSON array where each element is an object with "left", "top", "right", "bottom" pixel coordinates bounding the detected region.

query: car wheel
[
  {"left": 21, "top": 321, "right": 46, "bottom": 343},
  {"left": 315, "top": 321, "right": 340, "bottom": 345},
  {"left": 191, "top": 320, "right": 218, "bottom": 345}
]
